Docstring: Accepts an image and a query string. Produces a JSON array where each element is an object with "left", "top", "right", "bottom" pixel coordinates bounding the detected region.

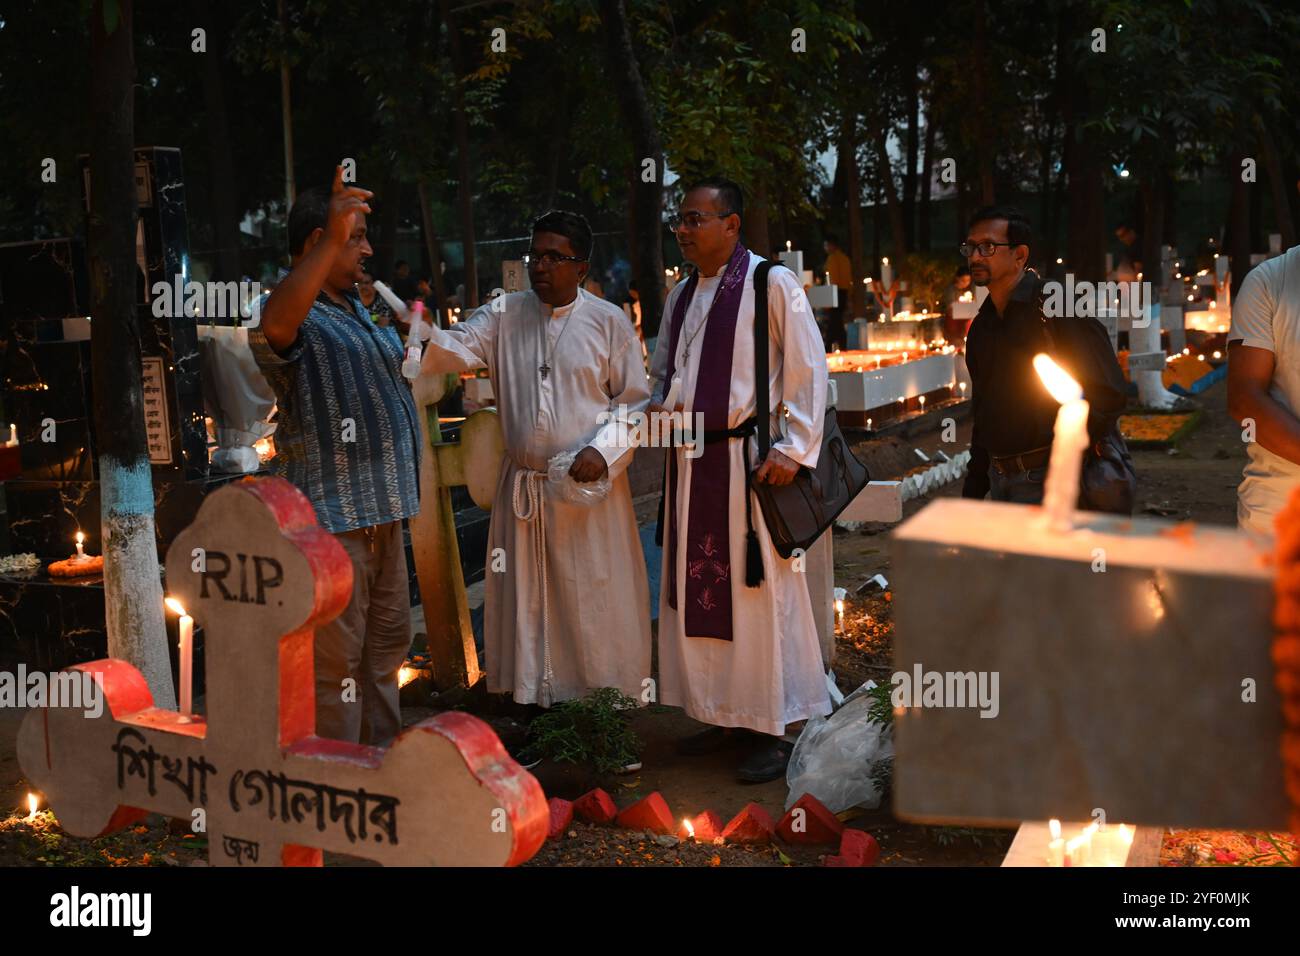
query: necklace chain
[{"left": 539, "top": 295, "right": 579, "bottom": 379}]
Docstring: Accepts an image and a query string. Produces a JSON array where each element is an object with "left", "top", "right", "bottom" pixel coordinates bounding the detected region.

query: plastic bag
[
  {"left": 785, "top": 679, "right": 894, "bottom": 813},
  {"left": 547, "top": 449, "right": 611, "bottom": 506}
]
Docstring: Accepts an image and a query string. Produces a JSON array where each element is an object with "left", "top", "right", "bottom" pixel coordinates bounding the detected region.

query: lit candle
[
  {"left": 683, "top": 818, "right": 696, "bottom": 842},
  {"left": 786, "top": 240, "right": 792, "bottom": 251},
  {"left": 6, "top": 423, "right": 15, "bottom": 446},
  {"left": 881, "top": 256, "right": 892, "bottom": 287},
  {"left": 1046, "top": 818, "right": 1064, "bottom": 866},
  {"left": 835, "top": 598, "right": 845, "bottom": 633},
  {"left": 1033, "top": 354, "right": 1090, "bottom": 533},
  {"left": 74, "top": 532, "right": 87, "bottom": 562},
  {"left": 166, "top": 597, "right": 194, "bottom": 717},
  {"left": 26, "top": 793, "right": 38, "bottom": 822},
  {"left": 959, "top": 382, "right": 967, "bottom": 397},
  {"left": 867, "top": 417, "right": 873, "bottom": 431}
]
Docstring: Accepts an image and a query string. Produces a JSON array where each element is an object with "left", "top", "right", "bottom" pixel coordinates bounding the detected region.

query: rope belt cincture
[{"left": 512, "top": 467, "right": 555, "bottom": 707}]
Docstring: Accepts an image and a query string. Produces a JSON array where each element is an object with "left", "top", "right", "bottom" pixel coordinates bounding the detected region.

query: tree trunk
[
  {"left": 417, "top": 179, "right": 448, "bottom": 322},
  {"left": 918, "top": 102, "right": 935, "bottom": 252},
  {"left": 841, "top": 121, "right": 865, "bottom": 317},
  {"left": 1258, "top": 122, "right": 1297, "bottom": 250},
  {"left": 971, "top": 0, "right": 995, "bottom": 204},
  {"left": 278, "top": 0, "right": 295, "bottom": 210},
  {"left": 196, "top": 0, "right": 240, "bottom": 282},
  {"left": 1140, "top": 171, "right": 1165, "bottom": 282},
  {"left": 1064, "top": 122, "right": 1106, "bottom": 281},
  {"left": 875, "top": 130, "right": 908, "bottom": 258},
  {"left": 902, "top": 70, "right": 920, "bottom": 251},
  {"left": 89, "top": 0, "right": 175, "bottom": 708},
  {"left": 371, "top": 174, "right": 401, "bottom": 283},
  {"left": 598, "top": 0, "right": 664, "bottom": 337},
  {"left": 743, "top": 180, "right": 772, "bottom": 256},
  {"left": 443, "top": 1, "right": 478, "bottom": 308},
  {"left": 1225, "top": 149, "right": 1252, "bottom": 296}
]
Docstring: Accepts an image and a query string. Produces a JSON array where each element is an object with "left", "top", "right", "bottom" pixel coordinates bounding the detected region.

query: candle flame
[
  {"left": 26, "top": 793, "right": 38, "bottom": 821},
  {"left": 165, "top": 596, "right": 187, "bottom": 617},
  {"left": 75, "top": 531, "right": 84, "bottom": 546},
  {"left": 398, "top": 666, "right": 418, "bottom": 688},
  {"left": 683, "top": 818, "right": 695, "bottom": 838},
  {"left": 1049, "top": 818, "right": 1061, "bottom": 839},
  {"left": 1033, "top": 353, "right": 1083, "bottom": 404}
]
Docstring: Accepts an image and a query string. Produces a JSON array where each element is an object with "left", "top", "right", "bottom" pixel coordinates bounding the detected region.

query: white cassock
[
  {"left": 651, "top": 251, "right": 832, "bottom": 736},
  {"left": 421, "top": 288, "right": 652, "bottom": 705}
]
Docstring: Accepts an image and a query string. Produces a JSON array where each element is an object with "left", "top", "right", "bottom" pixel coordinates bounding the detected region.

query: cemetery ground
[{"left": 0, "top": 379, "right": 1294, "bottom": 867}]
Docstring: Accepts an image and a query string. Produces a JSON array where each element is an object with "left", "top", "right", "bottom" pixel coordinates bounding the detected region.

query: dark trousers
[{"left": 988, "top": 464, "right": 1047, "bottom": 505}]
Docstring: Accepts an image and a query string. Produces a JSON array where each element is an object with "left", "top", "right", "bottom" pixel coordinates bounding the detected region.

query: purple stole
[{"left": 663, "top": 242, "right": 750, "bottom": 641}]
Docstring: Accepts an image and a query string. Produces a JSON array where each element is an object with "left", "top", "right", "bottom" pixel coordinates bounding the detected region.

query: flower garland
[{"left": 1272, "top": 486, "right": 1300, "bottom": 846}]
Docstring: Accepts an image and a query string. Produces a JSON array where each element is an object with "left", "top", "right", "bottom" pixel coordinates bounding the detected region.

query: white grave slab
[{"left": 891, "top": 498, "right": 1287, "bottom": 830}]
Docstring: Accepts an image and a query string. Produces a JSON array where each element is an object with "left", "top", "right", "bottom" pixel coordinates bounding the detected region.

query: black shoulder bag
[
  {"left": 1039, "top": 310, "right": 1138, "bottom": 515},
  {"left": 745, "top": 261, "right": 870, "bottom": 577}
]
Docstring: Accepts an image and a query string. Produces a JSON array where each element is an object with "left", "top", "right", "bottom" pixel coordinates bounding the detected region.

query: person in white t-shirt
[{"left": 1227, "top": 245, "right": 1300, "bottom": 538}]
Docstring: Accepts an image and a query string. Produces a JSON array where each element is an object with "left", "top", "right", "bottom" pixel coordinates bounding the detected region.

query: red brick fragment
[
  {"left": 777, "top": 793, "right": 845, "bottom": 845},
  {"left": 823, "top": 828, "right": 880, "bottom": 867},
  {"left": 573, "top": 788, "right": 617, "bottom": 824},
  {"left": 678, "top": 810, "right": 724, "bottom": 843},
  {"left": 615, "top": 791, "right": 675, "bottom": 834},
  {"left": 721, "top": 802, "right": 775, "bottom": 845},
  {"left": 546, "top": 797, "right": 573, "bottom": 840}
]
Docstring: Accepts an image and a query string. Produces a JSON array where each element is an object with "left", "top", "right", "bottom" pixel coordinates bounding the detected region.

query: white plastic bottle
[{"left": 402, "top": 300, "right": 427, "bottom": 380}]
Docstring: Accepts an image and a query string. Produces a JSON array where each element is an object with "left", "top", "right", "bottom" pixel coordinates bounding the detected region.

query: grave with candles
[
  {"left": 0, "top": 147, "right": 231, "bottom": 674},
  {"left": 888, "top": 352, "right": 1293, "bottom": 866},
  {"left": 18, "top": 475, "right": 548, "bottom": 866}
]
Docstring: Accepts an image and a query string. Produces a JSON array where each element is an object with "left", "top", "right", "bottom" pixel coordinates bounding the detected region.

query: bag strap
[{"left": 753, "top": 260, "right": 777, "bottom": 462}]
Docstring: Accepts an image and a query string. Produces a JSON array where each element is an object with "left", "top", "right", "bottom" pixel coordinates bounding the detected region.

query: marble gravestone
[
  {"left": 18, "top": 477, "right": 547, "bottom": 866},
  {"left": 890, "top": 498, "right": 1289, "bottom": 831}
]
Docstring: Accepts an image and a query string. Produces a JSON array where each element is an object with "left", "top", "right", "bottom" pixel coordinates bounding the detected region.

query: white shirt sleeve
[
  {"left": 648, "top": 285, "right": 682, "bottom": 402},
  {"left": 1229, "top": 259, "right": 1279, "bottom": 352},
  {"left": 767, "top": 267, "right": 828, "bottom": 469},
  {"left": 589, "top": 313, "right": 652, "bottom": 477},
  {"left": 420, "top": 300, "right": 500, "bottom": 374}
]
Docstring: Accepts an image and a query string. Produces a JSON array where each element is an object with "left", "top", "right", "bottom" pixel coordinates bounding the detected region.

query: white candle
[
  {"left": 166, "top": 597, "right": 193, "bottom": 717},
  {"left": 74, "top": 532, "right": 87, "bottom": 561},
  {"left": 786, "top": 240, "right": 792, "bottom": 251},
  {"left": 881, "top": 256, "right": 893, "bottom": 287},
  {"left": 6, "top": 423, "right": 15, "bottom": 446},
  {"left": 1034, "top": 354, "right": 1090, "bottom": 533},
  {"left": 1046, "top": 819, "right": 1064, "bottom": 866}
]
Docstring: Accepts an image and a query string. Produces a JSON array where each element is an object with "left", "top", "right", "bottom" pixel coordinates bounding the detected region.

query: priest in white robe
[
  {"left": 650, "top": 177, "right": 831, "bottom": 782},
  {"left": 420, "top": 210, "right": 652, "bottom": 707}
]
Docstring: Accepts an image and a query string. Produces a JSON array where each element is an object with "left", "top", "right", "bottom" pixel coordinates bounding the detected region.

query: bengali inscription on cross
[{"left": 18, "top": 476, "right": 547, "bottom": 866}]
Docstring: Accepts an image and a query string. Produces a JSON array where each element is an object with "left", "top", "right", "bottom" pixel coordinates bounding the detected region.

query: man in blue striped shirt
[{"left": 250, "top": 167, "right": 421, "bottom": 746}]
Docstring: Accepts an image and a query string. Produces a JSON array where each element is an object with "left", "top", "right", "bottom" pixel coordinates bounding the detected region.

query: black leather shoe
[
  {"left": 675, "top": 726, "right": 749, "bottom": 756},
  {"left": 735, "top": 739, "right": 793, "bottom": 783}
]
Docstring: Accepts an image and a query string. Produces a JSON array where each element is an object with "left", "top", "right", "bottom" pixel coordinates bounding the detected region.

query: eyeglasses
[
  {"left": 959, "top": 240, "right": 1017, "bottom": 257},
  {"left": 523, "top": 250, "right": 588, "bottom": 267},
  {"left": 667, "top": 211, "right": 734, "bottom": 231}
]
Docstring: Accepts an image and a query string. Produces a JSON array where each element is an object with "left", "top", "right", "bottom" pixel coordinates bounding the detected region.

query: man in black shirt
[{"left": 960, "top": 206, "right": 1128, "bottom": 505}]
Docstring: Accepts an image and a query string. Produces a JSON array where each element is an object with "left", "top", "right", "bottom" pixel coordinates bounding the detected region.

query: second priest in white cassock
[
  {"left": 420, "top": 210, "right": 652, "bottom": 707},
  {"left": 651, "top": 178, "right": 832, "bottom": 783}
]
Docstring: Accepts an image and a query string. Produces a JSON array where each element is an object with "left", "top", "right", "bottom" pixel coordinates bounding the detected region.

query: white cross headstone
[{"left": 19, "top": 477, "right": 547, "bottom": 866}]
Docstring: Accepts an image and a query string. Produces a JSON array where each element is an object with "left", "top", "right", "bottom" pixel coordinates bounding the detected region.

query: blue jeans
[{"left": 988, "top": 465, "right": 1047, "bottom": 505}]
